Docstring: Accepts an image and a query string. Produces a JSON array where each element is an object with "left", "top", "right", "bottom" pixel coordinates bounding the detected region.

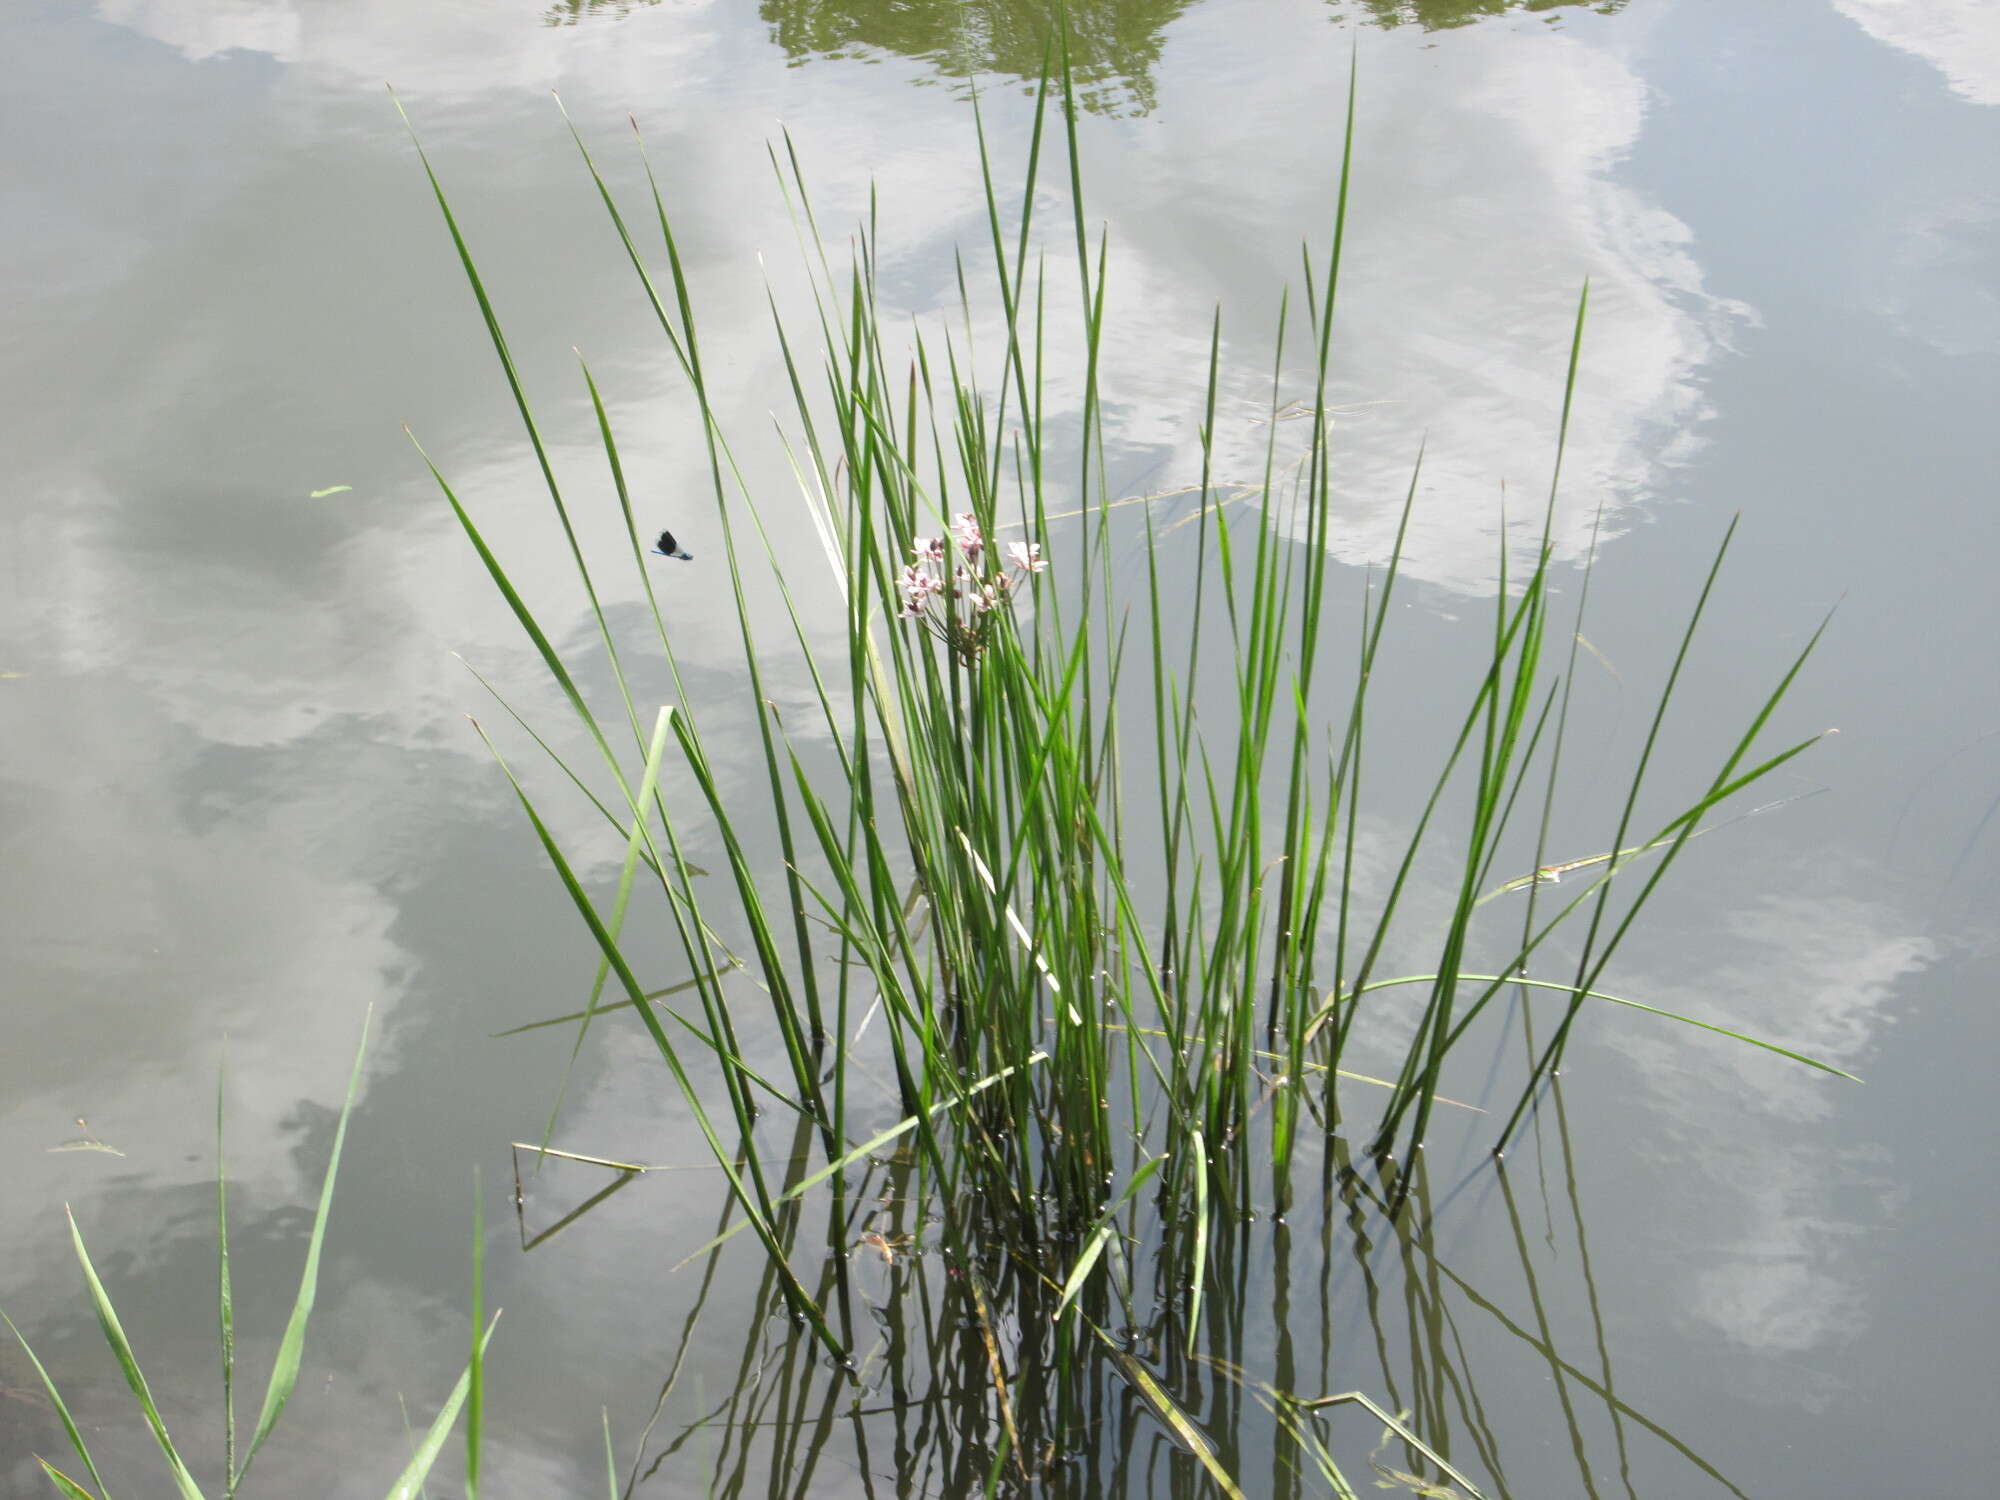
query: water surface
[{"left": 4, "top": 0, "right": 1997, "bottom": 1494}]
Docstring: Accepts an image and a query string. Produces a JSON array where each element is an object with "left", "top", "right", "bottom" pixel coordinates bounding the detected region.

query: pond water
[{"left": 4, "top": 0, "right": 1998, "bottom": 1495}]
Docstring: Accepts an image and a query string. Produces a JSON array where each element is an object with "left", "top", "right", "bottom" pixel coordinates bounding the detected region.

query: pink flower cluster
[{"left": 895, "top": 512, "right": 1048, "bottom": 663}]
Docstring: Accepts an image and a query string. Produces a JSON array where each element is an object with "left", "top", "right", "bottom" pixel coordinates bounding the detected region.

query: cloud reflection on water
[
  {"left": 1601, "top": 851, "right": 1935, "bottom": 1389},
  {"left": 1833, "top": 0, "right": 2000, "bottom": 106}
]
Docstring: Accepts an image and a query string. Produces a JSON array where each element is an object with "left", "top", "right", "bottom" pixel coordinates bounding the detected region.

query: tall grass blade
[
  {"left": 64, "top": 1208, "right": 207, "bottom": 1500},
  {"left": 236, "top": 1007, "right": 373, "bottom": 1487},
  {"left": 1185, "top": 1128, "right": 1209, "bottom": 1358},
  {"left": 216, "top": 1067, "right": 235, "bottom": 1493},
  {"left": 465, "top": 1169, "right": 484, "bottom": 1500},
  {"left": 536, "top": 706, "right": 677, "bottom": 1153},
  {"left": 2, "top": 1309, "right": 115, "bottom": 1500},
  {"left": 381, "top": 1316, "right": 500, "bottom": 1500}
]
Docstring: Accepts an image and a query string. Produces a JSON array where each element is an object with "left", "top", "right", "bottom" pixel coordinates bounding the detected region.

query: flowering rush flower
[
  {"left": 896, "top": 563, "right": 938, "bottom": 618},
  {"left": 893, "top": 519, "right": 1050, "bottom": 664},
  {"left": 1004, "top": 540, "right": 1046, "bottom": 575},
  {"left": 951, "top": 512, "right": 984, "bottom": 565}
]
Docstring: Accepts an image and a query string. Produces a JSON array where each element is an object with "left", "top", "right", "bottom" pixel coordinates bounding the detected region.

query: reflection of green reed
[
  {"left": 596, "top": 1101, "right": 1746, "bottom": 1498},
  {"left": 758, "top": 0, "right": 1196, "bottom": 114},
  {"left": 398, "top": 30, "right": 1841, "bottom": 1479}
]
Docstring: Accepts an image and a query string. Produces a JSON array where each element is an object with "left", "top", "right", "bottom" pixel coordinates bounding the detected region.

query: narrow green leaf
[
  {"left": 36, "top": 1459, "right": 100, "bottom": 1500},
  {"left": 2, "top": 1308, "right": 114, "bottom": 1500},
  {"left": 1056, "top": 1155, "right": 1164, "bottom": 1322},
  {"left": 1344, "top": 974, "right": 1859, "bottom": 1080},
  {"left": 64, "top": 1210, "right": 206, "bottom": 1500},
  {"left": 380, "top": 1316, "right": 500, "bottom": 1500},
  {"left": 465, "top": 1169, "right": 483, "bottom": 1500},
  {"left": 216, "top": 1066, "right": 235, "bottom": 1492},
  {"left": 536, "top": 706, "right": 676, "bottom": 1153},
  {"left": 1185, "top": 1131, "right": 1209, "bottom": 1358},
  {"left": 237, "top": 1007, "right": 372, "bottom": 1485}
]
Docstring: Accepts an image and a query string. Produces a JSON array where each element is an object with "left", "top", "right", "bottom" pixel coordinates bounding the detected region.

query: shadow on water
[{"left": 540, "top": 1091, "right": 1745, "bottom": 1499}]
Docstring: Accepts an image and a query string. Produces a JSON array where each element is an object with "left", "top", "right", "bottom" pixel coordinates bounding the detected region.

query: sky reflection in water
[{"left": 3, "top": 0, "right": 1997, "bottom": 1493}]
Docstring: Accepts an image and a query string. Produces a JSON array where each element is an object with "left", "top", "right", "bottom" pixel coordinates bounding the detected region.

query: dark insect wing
[{"left": 655, "top": 529, "right": 677, "bottom": 555}]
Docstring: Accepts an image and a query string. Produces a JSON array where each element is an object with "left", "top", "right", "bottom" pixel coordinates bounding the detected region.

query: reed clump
[
  {"left": 397, "top": 44, "right": 1844, "bottom": 1485},
  {"left": 5, "top": 52, "right": 1850, "bottom": 1500}
]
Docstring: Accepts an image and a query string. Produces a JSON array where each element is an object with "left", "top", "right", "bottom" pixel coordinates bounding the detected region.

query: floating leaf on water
[
  {"left": 48, "top": 1119, "right": 124, "bottom": 1157},
  {"left": 309, "top": 485, "right": 353, "bottom": 498},
  {"left": 1373, "top": 1470, "right": 1467, "bottom": 1499}
]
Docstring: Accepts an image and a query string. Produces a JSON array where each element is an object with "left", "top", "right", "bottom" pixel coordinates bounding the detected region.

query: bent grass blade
[
  {"left": 2, "top": 1308, "right": 115, "bottom": 1500},
  {"left": 1055, "top": 1153, "right": 1166, "bottom": 1322},
  {"left": 1324, "top": 975, "right": 1857, "bottom": 1081},
  {"left": 64, "top": 1209, "right": 207, "bottom": 1500},
  {"left": 37, "top": 1460, "right": 101, "bottom": 1500}
]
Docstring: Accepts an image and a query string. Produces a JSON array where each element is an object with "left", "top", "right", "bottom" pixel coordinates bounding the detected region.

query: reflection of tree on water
[
  {"left": 757, "top": 0, "right": 1199, "bottom": 115},
  {"left": 1335, "top": 0, "right": 1630, "bottom": 27},
  {"left": 548, "top": 1, "right": 1631, "bottom": 89},
  {"left": 544, "top": 0, "right": 661, "bottom": 27}
]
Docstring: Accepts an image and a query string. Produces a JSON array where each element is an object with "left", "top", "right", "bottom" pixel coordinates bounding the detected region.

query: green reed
[{"left": 400, "top": 39, "right": 1849, "bottom": 1377}]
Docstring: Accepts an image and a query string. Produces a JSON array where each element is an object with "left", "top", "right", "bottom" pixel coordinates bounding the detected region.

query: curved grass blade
[
  {"left": 490, "top": 972, "right": 719, "bottom": 1039},
  {"left": 36, "top": 1460, "right": 99, "bottom": 1500},
  {"left": 1477, "top": 786, "right": 1827, "bottom": 905},
  {"left": 535, "top": 706, "right": 676, "bottom": 1154},
  {"left": 1335, "top": 975, "right": 1858, "bottom": 1080},
  {"left": 1, "top": 1309, "right": 114, "bottom": 1500},
  {"left": 1056, "top": 1153, "right": 1165, "bottom": 1322},
  {"left": 63, "top": 1209, "right": 206, "bottom": 1500}
]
